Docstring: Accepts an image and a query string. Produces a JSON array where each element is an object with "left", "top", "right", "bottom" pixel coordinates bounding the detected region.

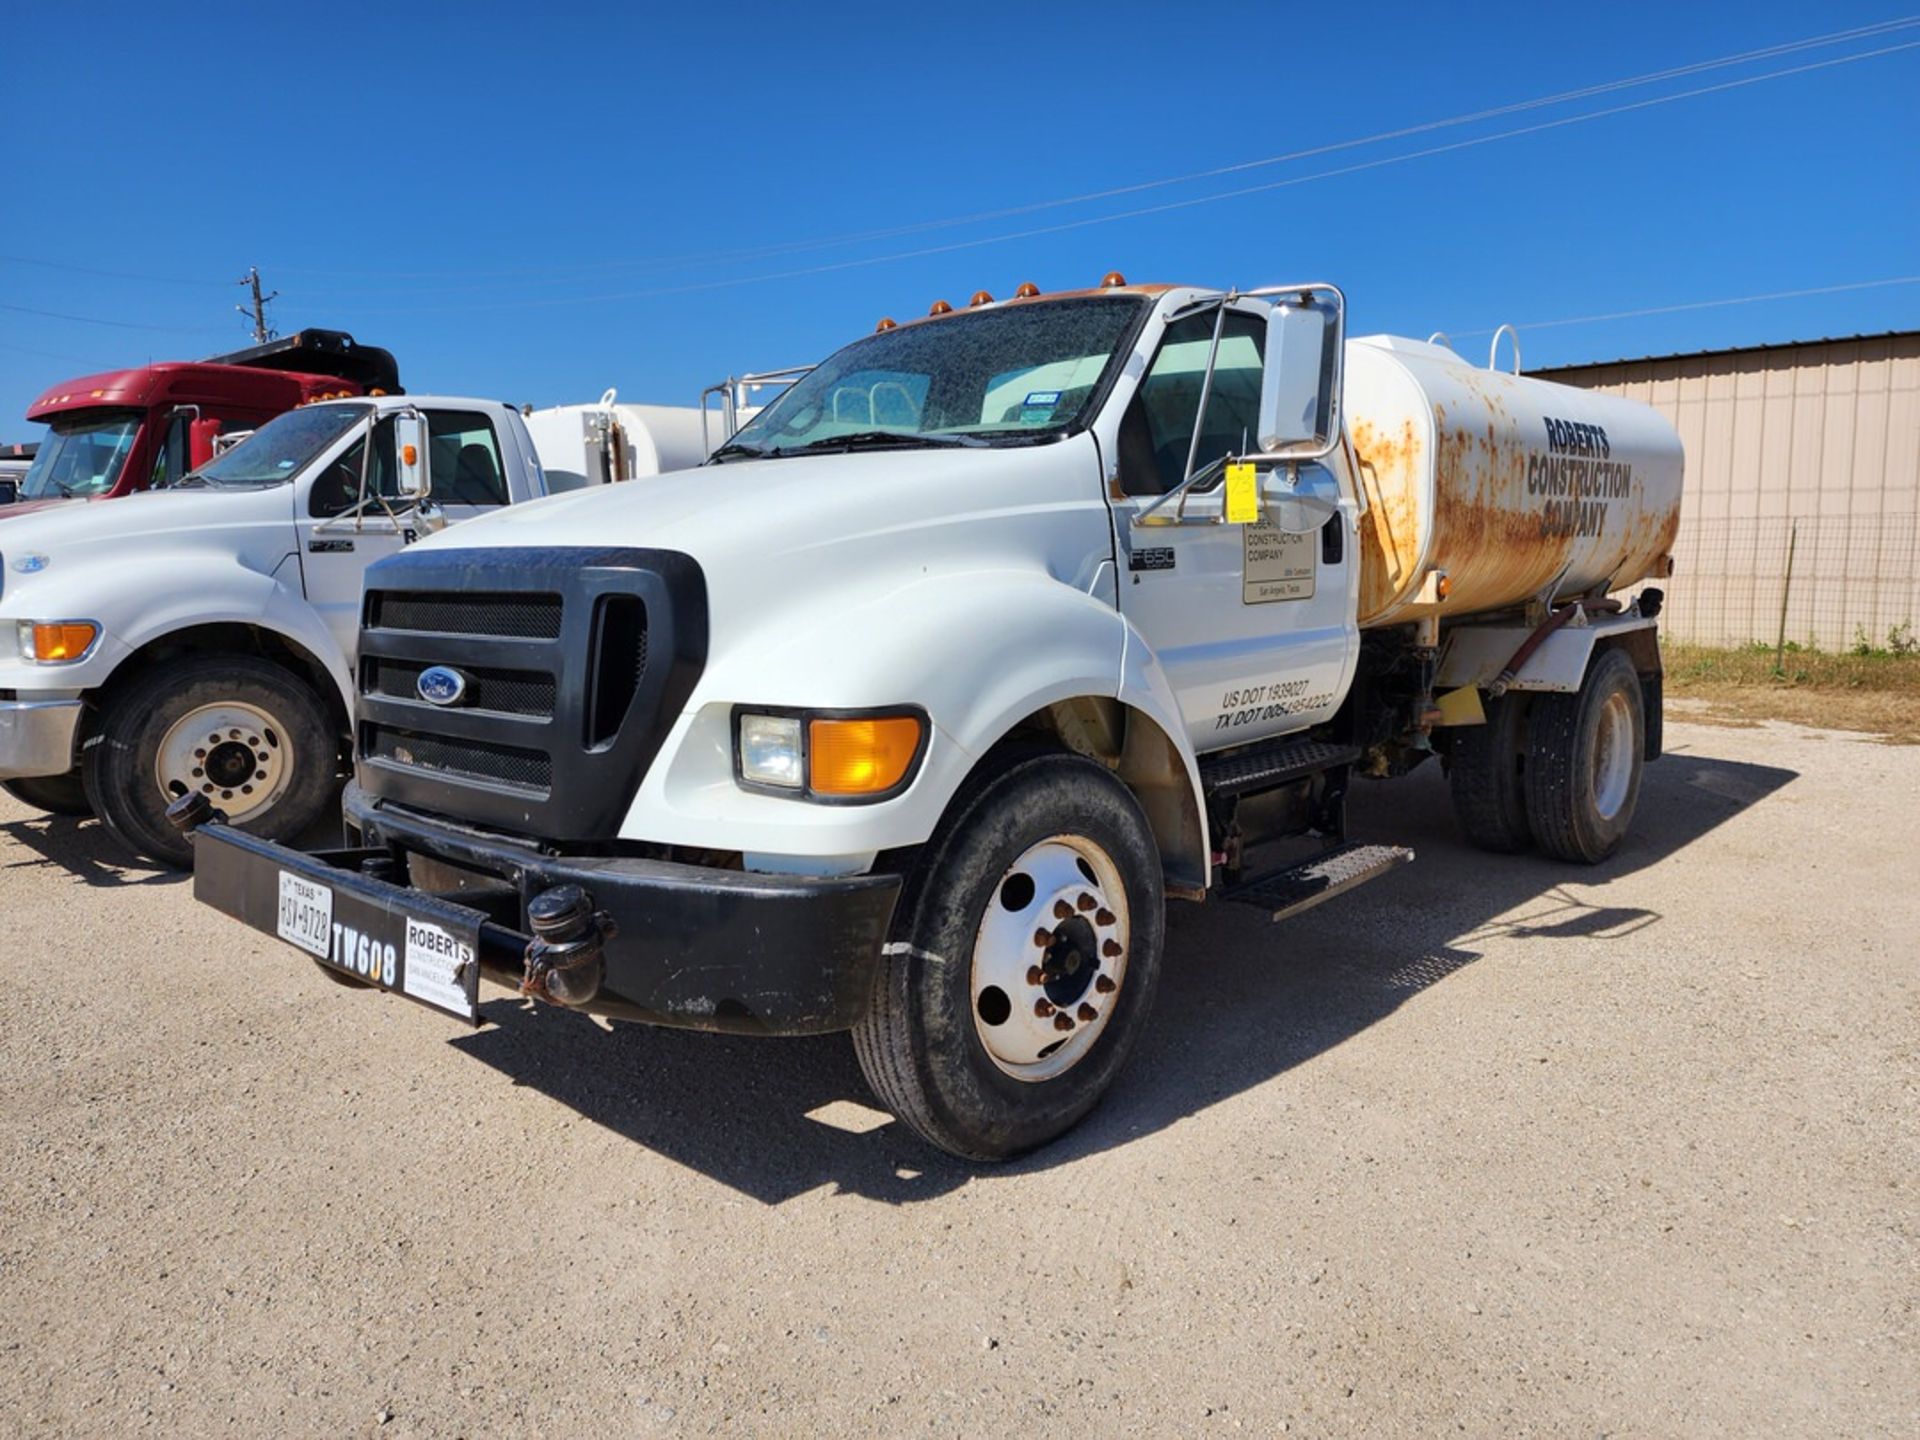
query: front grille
[
  {"left": 368, "top": 590, "right": 562, "bottom": 639},
  {"left": 353, "top": 547, "right": 708, "bottom": 842},
  {"left": 365, "top": 725, "right": 552, "bottom": 793},
  {"left": 362, "top": 657, "right": 556, "bottom": 718}
]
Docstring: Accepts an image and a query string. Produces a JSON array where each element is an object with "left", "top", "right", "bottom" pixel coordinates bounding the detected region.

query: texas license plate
[{"left": 275, "top": 867, "right": 480, "bottom": 1022}]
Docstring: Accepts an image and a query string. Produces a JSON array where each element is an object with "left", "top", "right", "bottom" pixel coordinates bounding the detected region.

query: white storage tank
[
  {"left": 1344, "top": 336, "right": 1684, "bottom": 628},
  {"left": 524, "top": 394, "right": 718, "bottom": 492}
]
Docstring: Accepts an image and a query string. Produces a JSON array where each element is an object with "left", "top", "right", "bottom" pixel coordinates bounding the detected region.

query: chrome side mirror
[
  {"left": 1257, "top": 286, "right": 1344, "bottom": 459},
  {"left": 394, "top": 412, "right": 430, "bottom": 500}
]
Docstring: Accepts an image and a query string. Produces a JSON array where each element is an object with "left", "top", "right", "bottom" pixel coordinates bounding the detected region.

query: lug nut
[
  {"left": 1078, "top": 1003, "right": 1097, "bottom": 1022},
  {"left": 1051, "top": 899, "right": 1074, "bottom": 920},
  {"left": 1076, "top": 893, "right": 1097, "bottom": 911},
  {"left": 1053, "top": 1012, "right": 1075, "bottom": 1031},
  {"left": 1032, "top": 927, "right": 1052, "bottom": 948},
  {"left": 1095, "top": 908, "right": 1116, "bottom": 926},
  {"left": 1095, "top": 975, "right": 1117, "bottom": 994},
  {"left": 1026, "top": 965, "right": 1044, "bottom": 986},
  {"left": 1102, "top": 939, "right": 1123, "bottom": 959},
  {"left": 1033, "top": 998, "right": 1055, "bottom": 1018}
]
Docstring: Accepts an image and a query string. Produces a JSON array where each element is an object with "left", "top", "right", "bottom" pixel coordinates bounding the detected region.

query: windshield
[
  {"left": 18, "top": 412, "right": 142, "bottom": 499},
  {"left": 718, "top": 296, "right": 1148, "bottom": 459},
  {"left": 187, "top": 403, "right": 371, "bottom": 488}
]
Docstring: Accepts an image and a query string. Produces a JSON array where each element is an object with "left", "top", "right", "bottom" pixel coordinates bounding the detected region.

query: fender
[
  {"left": 1434, "top": 611, "right": 1659, "bottom": 694},
  {"left": 633, "top": 569, "right": 1208, "bottom": 876},
  {"left": 19, "top": 549, "right": 352, "bottom": 712}
]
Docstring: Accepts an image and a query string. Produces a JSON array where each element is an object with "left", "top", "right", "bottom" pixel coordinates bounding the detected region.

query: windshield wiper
[
  {"left": 788, "top": 430, "right": 986, "bottom": 454},
  {"left": 707, "top": 439, "right": 768, "bottom": 463}
]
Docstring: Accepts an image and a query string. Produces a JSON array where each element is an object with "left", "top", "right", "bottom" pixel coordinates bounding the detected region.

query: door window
[
  {"left": 148, "top": 412, "right": 192, "bottom": 488},
  {"left": 427, "top": 412, "right": 507, "bottom": 506},
  {"left": 1118, "top": 311, "right": 1266, "bottom": 496},
  {"left": 308, "top": 418, "right": 397, "bottom": 517}
]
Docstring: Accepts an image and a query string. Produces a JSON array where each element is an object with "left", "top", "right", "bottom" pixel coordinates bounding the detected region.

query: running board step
[
  {"left": 1221, "top": 841, "right": 1414, "bottom": 922},
  {"left": 1198, "top": 738, "right": 1362, "bottom": 800}
]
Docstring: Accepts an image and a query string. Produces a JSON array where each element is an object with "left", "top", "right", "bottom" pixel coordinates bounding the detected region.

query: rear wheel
[
  {"left": 1447, "top": 691, "right": 1532, "bottom": 853},
  {"left": 852, "top": 751, "right": 1165, "bottom": 1160},
  {"left": 83, "top": 655, "right": 338, "bottom": 869},
  {"left": 2, "top": 771, "right": 93, "bottom": 817},
  {"left": 1523, "top": 648, "right": 1644, "bottom": 864}
]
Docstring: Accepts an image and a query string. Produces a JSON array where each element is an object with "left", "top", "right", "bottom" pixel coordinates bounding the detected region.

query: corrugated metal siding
[{"left": 1538, "top": 334, "right": 1920, "bottom": 649}]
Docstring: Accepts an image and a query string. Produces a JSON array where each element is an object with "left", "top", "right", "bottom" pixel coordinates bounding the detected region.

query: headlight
[
  {"left": 734, "top": 708, "right": 927, "bottom": 801},
  {"left": 16, "top": 620, "right": 100, "bottom": 664},
  {"left": 738, "top": 713, "right": 804, "bottom": 788}
]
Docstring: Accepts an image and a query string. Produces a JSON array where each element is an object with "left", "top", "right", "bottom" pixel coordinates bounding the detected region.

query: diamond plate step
[
  {"left": 1197, "top": 738, "right": 1361, "bottom": 801},
  {"left": 1220, "top": 841, "right": 1414, "bottom": 922}
]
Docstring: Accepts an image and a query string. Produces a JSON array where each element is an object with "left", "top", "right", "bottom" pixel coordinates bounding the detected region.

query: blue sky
[{"left": 2, "top": 1, "right": 1916, "bottom": 436}]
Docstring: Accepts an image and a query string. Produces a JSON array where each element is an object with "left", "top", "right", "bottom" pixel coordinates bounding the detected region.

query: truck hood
[
  {"left": 0, "top": 484, "right": 293, "bottom": 577},
  {"left": 407, "top": 442, "right": 1093, "bottom": 566},
  {"left": 0, "top": 496, "right": 89, "bottom": 522}
]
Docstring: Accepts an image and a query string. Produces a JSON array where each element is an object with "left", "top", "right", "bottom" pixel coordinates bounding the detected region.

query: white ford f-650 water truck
[{"left": 181, "top": 277, "right": 1682, "bottom": 1159}]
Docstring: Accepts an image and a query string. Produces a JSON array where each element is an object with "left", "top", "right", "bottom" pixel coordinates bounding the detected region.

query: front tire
[
  {"left": 853, "top": 751, "right": 1165, "bottom": 1160},
  {"left": 83, "top": 655, "right": 339, "bottom": 868},
  {"left": 1523, "top": 648, "right": 1644, "bottom": 864},
  {"left": 3, "top": 771, "right": 93, "bottom": 817}
]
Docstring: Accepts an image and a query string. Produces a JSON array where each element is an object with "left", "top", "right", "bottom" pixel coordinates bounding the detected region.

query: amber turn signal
[
  {"left": 23, "top": 621, "right": 98, "bottom": 662},
  {"left": 807, "top": 715, "right": 924, "bottom": 796}
]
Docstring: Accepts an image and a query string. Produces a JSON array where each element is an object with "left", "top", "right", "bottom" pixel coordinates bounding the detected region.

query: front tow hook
[
  {"left": 521, "top": 884, "right": 618, "bottom": 1008},
  {"left": 165, "top": 791, "right": 228, "bottom": 838}
]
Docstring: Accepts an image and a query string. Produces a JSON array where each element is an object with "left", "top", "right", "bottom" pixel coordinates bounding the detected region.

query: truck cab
[
  {"left": 0, "top": 395, "right": 547, "bottom": 866},
  {"left": 4, "top": 329, "right": 399, "bottom": 511},
  {"left": 183, "top": 278, "right": 1682, "bottom": 1160}
]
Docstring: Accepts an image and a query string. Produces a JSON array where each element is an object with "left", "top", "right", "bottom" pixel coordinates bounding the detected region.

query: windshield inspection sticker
[
  {"left": 1023, "top": 391, "right": 1061, "bottom": 407},
  {"left": 1243, "top": 516, "right": 1316, "bottom": 603}
]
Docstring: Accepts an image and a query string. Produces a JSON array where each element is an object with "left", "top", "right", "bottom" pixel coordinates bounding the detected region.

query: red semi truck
[{"left": 1, "top": 329, "right": 400, "bottom": 510}]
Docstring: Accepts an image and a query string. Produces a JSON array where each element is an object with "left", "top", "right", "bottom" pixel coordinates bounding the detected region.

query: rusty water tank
[{"left": 1343, "top": 335, "right": 1684, "bottom": 628}]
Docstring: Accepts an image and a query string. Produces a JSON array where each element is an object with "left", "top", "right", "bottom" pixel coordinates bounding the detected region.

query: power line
[
  {"left": 338, "top": 37, "right": 1920, "bottom": 317},
  {"left": 0, "top": 300, "right": 226, "bottom": 334},
  {"left": 1446, "top": 276, "right": 1920, "bottom": 337},
  {"left": 277, "top": 14, "right": 1920, "bottom": 291},
  {"left": 0, "top": 254, "right": 231, "bottom": 287}
]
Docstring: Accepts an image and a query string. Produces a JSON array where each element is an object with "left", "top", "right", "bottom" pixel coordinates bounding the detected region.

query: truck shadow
[
  {"left": 447, "top": 740, "right": 1797, "bottom": 1205},
  {"left": 0, "top": 814, "right": 185, "bottom": 888}
]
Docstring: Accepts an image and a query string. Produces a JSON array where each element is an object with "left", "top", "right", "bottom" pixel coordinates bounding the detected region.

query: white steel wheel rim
[
  {"left": 155, "top": 701, "right": 295, "bottom": 822},
  {"left": 969, "top": 834, "right": 1130, "bottom": 1083},
  {"left": 1591, "top": 690, "right": 1635, "bottom": 821}
]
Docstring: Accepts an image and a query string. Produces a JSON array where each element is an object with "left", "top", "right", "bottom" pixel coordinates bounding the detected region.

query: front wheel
[
  {"left": 83, "top": 655, "right": 339, "bottom": 868},
  {"left": 853, "top": 751, "right": 1165, "bottom": 1160}
]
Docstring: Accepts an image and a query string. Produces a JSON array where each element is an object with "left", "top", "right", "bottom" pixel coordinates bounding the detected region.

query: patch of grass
[{"left": 1663, "top": 642, "right": 1920, "bottom": 744}]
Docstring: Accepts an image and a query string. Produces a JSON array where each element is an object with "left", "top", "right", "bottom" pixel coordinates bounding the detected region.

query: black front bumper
[{"left": 192, "top": 785, "right": 900, "bottom": 1035}]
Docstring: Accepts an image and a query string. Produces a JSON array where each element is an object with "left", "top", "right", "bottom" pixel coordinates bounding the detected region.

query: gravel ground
[{"left": 0, "top": 716, "right": 1913, "bottom": 1437}]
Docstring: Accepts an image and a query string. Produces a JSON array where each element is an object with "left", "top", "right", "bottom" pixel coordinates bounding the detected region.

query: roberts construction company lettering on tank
[{"left": 1528, "top": 417, "right": 1632, "bottom": 538}]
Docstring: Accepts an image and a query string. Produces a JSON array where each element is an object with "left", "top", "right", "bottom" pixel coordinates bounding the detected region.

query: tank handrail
[
  {"left": 699, "top": 366, "right": 814, "bottom": 453},
  {"left": 1426, "top": 331, "right": 1452, "bottom": 349},
  {"left": 1489, "top": 324, "right": 1522, "bottom": 374}
]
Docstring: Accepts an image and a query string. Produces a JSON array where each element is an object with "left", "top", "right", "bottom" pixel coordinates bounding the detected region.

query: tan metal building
[{"left": 1532, "top": 331, "right": 1920, "bottom": 651}]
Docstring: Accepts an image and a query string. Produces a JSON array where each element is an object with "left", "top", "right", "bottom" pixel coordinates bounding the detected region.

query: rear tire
[
  {"left": 852, "top": 751, "right": 1165, "bottom": 1160},
  {"left": 83, "top": 655, "right": 338, "bottom": 869},
  {"left": 1446, "top": 692, "right": 1532, "bottom": 853},
  {"left": 3, "top": 771, "right": 93, "bottom": 817},
  {"left": 1523, "top": 648, "right": 1644, "bottom": 864}
]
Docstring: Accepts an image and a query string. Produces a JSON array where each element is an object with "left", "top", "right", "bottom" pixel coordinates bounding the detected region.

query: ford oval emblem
[{"left": 416, "top": 665, "right": 469, "bottom": 707}]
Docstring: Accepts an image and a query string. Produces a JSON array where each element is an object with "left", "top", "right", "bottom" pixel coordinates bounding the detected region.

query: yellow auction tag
[{"left": 1224, "top": 462, "right": 1259, "bottom": 524}]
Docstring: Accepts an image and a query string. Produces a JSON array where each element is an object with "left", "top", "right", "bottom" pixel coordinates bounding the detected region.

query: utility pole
[{"left": 236, "top": 266, "right": 278, "bottom": 343}]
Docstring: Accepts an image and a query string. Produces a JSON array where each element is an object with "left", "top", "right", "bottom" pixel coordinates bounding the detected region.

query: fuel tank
[{"left": 1343, "top": 335, "right": 1683, "bottom": 628}]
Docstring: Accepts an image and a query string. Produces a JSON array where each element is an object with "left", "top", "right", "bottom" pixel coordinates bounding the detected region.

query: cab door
[
  {"left": 1110, "top": 304, "right": 1357, "bottom": 754},
  {"left": 294, "top": 409, "right": 515, "bottom": 663},
  {"left": 294, "top": 415, "right": 415, "bottom": 663}
]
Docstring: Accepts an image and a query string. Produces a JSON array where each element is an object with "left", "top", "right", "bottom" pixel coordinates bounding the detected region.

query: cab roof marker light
[{"left": 1015, "top": 282, "right": 1040, "bottom": 298}]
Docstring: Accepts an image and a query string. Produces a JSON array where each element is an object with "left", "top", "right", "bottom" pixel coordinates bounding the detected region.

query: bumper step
[
  {"left": 1220, "top": 841, "right": 1414, "bottom": 922},
  {"left": 1198, "top": 737, "right": 1361, "bottom": 800}
]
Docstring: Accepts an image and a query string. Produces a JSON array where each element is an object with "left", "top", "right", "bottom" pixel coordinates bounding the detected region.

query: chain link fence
[{"left": 1663, "top": 513, "right": 1920, "bottom": 651}]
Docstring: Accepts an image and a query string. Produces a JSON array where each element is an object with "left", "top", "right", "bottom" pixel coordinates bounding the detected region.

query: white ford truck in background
[
  {"left": 183, "top": 276, "right": 1683, "bottom": 1159},
  {"left": 0, "top": 396, "right": 559, "bottom": 866}
]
